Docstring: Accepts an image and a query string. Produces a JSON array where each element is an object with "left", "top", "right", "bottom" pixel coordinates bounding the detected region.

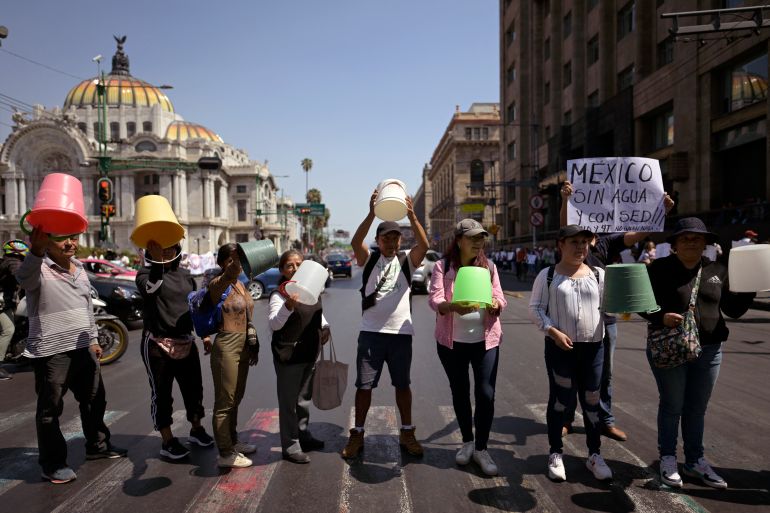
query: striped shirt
[
  {"left": 16, "top": 254, "right": 97, "bottom": 358},
  {"left": 528, "top": 266, "right": 605, "bottom": 343}
]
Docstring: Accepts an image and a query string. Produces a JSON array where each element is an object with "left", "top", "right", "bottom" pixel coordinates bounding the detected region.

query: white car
[{"left": 411, "top": 250, "right": 442, "bottom": 294}]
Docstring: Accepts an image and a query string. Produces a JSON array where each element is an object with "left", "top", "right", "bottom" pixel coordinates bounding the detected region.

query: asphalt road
[{"left": 0, "top": 267, "right": 768, "bottom": 513}]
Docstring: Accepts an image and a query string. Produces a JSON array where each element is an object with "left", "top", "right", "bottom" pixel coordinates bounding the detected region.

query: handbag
[
  {"left": 188, "top": 285, "right": 232, "bottom": 338},
  {"left": 312, "top": 333, "right": 348, "bottom": 410},
  {"left": 647, "top": 267, "right": 703, "bottom": 369},
  {"left": 152, "top": 334, "right": 194, "bottom": 360}
]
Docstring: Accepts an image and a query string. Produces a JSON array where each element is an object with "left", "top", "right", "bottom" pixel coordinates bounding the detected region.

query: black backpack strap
[
  {"left": 360, "top": 250, "right": 381, "bottom": 298},
  {"left": 398, "top": 251, "right": 411, "bottom": 284},
  {"left": 545, "top": 265, "right": 555, "bottom": 318}
]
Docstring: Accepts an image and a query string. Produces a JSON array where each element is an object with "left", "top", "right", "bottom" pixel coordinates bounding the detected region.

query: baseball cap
[
  {"left": 376, "top": 221, "right": 402, "bottom": 237},
  {"left": 558, "top": 225, "right": 595, "bottom": 240},
  {"left": 455, "top": 219, "right": 489, "bottom": 237}
]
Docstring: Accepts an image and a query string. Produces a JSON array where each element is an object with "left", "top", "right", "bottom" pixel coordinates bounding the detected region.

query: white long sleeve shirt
[
  {"left": 268, "top": 292, "right": 329, "bottom": 335},
  {"left": 528, "top": 266, "right": 605, "bottom": 343}
]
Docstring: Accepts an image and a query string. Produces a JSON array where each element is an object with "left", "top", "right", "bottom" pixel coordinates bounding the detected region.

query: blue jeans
[
  {"left": 646, "top": 343, "right": 722, "bottom": 464},
  {"left": 545, "top": 338, "right": 604, "bottom": 455},
  {"left": 437, "top": 342, "right": 499, "bottom": 451}
]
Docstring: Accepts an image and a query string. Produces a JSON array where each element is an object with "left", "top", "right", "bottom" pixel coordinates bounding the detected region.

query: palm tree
[{"left": 301, "top": 158, "right": 313, "bottom": 198}]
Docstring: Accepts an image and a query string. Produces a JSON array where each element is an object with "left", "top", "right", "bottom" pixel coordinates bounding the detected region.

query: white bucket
[
  {"left": 729, "top": 244, "right": 770, "bottom": 292},
  {"left": 284, "top": 260, "right": 328, "bottom": 305},
  {"left": 374, "top": 179, "right": 408, "bottom": 221}
]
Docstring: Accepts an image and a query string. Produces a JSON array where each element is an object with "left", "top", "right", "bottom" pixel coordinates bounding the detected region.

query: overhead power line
[{"left": 0, "top": 47, "right": 86, "bottom": 81}]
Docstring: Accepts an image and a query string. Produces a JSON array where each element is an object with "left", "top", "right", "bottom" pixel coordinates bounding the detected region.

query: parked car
[
  {"left": 247, "top": 267, "right": 282, "bottom": 300},
  {"left": 86, "top": 271, "right": 143, "bottom": 324},
  {"left": 326, "top": 253, "right": 352, "bottom": 278},
  {"left": 80, "top": 259, "right": 137, "bottom": 281},
  {"left": 304, "top": 254, "right": 333, "bottom": 288},
  {"left": 410, "top": 250, "right": 443, "bottom": 294}
]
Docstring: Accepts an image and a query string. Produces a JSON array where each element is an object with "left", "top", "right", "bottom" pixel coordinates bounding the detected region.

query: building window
[
  {"left": 657, "top": 37, "right": 674, "bottom": 68},
  {"left": 507, "top": 63, "right": 516, "bottom": 84},
  {"left": 618, "top": 1, "right": 635, "bottom": 41},
  {"left": 152, "top": 174, "right": 159, "bottom": 185},
  {"left": 77, "top": 122, "right": 87, "bottom": 134},
  {"left": 473, "top": 127, "right": 481, "bottom": 140},
  {"left": 587, "top": 35, "right": 599, "bottom": 66},
  {"left": 237, "top": 200, "right": 247, "bottom": 222},
  {"left": 236, "top": 185, "right": 247, "bottom": 194},
  {"left": 235, "top": 233, "right": 249, "bottom": 243},
  {"left": 93, "top": 123, "right": 100, "bottom": 139},
  {"left": 563, "top": 11, "right": 572, "bottom": 39},
  {"left": 544, "top": 37, "right": 550, "bottom": 60},
  {"left": 507, "top": 101, "right": 516, "bottom": 123},
  {"left": 506, "top": 20, "right": 516, "bottom": 46},
  {"left": 652, "top": 109, "right": 674, "bottom": 150},
  {"left": 725, "top": 53, "right": 768, "bottom": 112},
  {"left": 564, "top": 61, "right": 572, "bottom": 87},
  {"left": 544, "top": 82, "right": 550, "bottom": 104},
  {"left": 507, "top": 141, "right": 516, "bottom": 161},
  {"left": 481, "top": 127, "right": 489, "bottom": 140},
  {"left": 618, "top": 65, "right": 634, "bottom": 91},
  {"left": 588, "top": 90, "right": 599, "bottom": 107},
  {"left": 470, "top": 160, "right": 485, "bottom": 195},
  {"left": 588, "top": 0, "right": 600, "bottom": 11},
  {"left": 109, "top": 122, "right": 120, "bottom": 142},
  {"left": 127, "top": 122, "right": 136, "bottom": 138},
  {"left": 465, "top": 127, "right": 472, "bottom": 140},
  {"left": 142, "top": 121, "right": 152, "bottom": 133},
  {"left": 564, "top": 110, "right": 572, "bottom": 125}
]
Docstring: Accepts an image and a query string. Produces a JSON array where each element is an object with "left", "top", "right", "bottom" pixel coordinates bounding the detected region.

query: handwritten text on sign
[{"left": 566, "top": 157, "right": 666, "bottom": 233}]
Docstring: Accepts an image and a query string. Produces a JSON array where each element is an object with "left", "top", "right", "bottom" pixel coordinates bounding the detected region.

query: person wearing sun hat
[{"left": 640, "top": 217, "right": 755, "bottom": 489}]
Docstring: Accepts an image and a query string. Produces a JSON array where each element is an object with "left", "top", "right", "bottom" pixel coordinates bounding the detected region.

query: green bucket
[
  {"left": 237, "top": 240, "right": 279, "bottom": 278},
  {"left": 452, "top": 266, "right": 492, "bottom": 307},
  {"left": 602, "top": 264, "right": 660, "bottom": 314}
]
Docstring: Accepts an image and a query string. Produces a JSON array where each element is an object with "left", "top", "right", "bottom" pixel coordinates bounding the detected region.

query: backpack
[{"left": 187, "top": 284, "right": 233, "bottom": 338}]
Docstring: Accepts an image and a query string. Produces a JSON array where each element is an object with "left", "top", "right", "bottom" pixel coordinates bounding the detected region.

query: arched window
[
  {"left": 470, "top": 159, "right": 485, "bottom": 196},
  {"left": 135, "top": 141, "right": 157, "bottom": 152}
]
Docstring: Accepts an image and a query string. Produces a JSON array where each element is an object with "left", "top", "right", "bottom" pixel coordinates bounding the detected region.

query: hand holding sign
[{"left": 566, "top": 157, "right": 666, "bottom": 233}]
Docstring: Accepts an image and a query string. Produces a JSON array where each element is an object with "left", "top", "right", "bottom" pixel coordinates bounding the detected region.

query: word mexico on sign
[{"left": 566, "top": 157, "right": 666, "bottom": 233}]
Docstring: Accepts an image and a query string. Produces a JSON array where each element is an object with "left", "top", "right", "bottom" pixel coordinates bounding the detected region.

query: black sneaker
[
  {"left": 188, "top": 427, "right": 214, "bottom": 447},
  {"left": 160, "top": 437, "right": 190, "bottom": 460},
  {"left": 0, "top": 368, "right": 12, "bottom": 380},
  {"left": 86, "top": 442, "right": 128, "bottom": 460}
]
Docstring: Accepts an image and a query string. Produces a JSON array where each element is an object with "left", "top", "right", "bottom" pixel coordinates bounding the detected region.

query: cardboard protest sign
[{"left": 567, "top": 157, "right": 666, "bottom": 233}]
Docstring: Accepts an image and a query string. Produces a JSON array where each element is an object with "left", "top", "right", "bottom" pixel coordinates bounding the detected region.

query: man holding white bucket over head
[{"left": 342, "top": 188, "right": 429, "bottom": 458}]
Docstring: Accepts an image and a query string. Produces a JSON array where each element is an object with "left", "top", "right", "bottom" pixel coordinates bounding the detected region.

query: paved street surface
[{"left": 1, "top": 267, "right": 768, "bottom": 512}]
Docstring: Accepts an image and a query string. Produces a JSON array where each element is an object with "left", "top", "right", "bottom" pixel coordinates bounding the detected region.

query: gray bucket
[{"left": 237, "top": 240, "right": 279, "bottom": 278}]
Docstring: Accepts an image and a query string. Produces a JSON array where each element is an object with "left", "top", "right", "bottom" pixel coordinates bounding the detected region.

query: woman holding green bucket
[
  {"left": 428, "top": 219, "right": 506, "bottom": 476},
  {"left": 528, "top": 225, "right": 612, "bottom": 483}
]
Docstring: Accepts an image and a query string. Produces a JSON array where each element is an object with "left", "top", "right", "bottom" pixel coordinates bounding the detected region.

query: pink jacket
[{"left": 428, "top": 259, "right": 507, "bottom": 350}]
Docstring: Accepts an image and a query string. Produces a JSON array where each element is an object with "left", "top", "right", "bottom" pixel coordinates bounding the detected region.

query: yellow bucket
[{"left": 131, "top": 195, "right": 185, "bottom": 249}]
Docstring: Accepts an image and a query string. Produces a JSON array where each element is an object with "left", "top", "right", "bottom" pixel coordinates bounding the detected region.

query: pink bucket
[{"left": 21, "top": 173, "right": 88, "bottom": 235}]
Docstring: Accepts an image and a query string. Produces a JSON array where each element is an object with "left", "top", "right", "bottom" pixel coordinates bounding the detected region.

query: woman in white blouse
[
  {"left": 528, "top": 225, "right": 612, "bottom": 483},
  {"left": 268, "top": 250, "right": 330, "bottom": 463}
]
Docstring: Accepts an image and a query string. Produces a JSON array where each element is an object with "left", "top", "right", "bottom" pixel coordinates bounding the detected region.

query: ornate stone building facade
[{"left": 0, "top": 38, "right": 297, "bottom": 254}]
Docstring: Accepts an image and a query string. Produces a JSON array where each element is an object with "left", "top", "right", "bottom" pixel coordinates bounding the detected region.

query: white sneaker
[
  {"left": 216, "top": 451, "right": 252, "bottom": 468},
  {"left": 659, "top": 455, "right": 683, "bottom": 488},
  {"left": 234, "top": 441, "right": 257, "bottom": 455},
  {"left": 586, "top": 453, "right": 612, "bottom": 481},
  {"left": 472, "top": 449, "right": 498, "bottom": 476},
  {"left": 455, "top": 442, "right": 475, "bottom": 466},
  {"left": 548, "top": 453, "right": 566, "bottom": 481},
  {"left": 683, "top": 457, "right": 727, "bottom": 489}
]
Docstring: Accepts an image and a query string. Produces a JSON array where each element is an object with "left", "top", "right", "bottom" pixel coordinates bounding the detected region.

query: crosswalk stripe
[
  {"left": 436, "top": 405, "right": 560, "bottom": 513},
  {"left": 0, "top": 411, "right": 35, "bottom": 435},
  {"left": 338, "top": 406, "right": 413, "bottom": 513},
  {"left": 183, "top": 408, "right": 281, "bottom": 513},
  {"left": 526, "top": 404, "right": 711, "bottom": 513},
  {"left": 49, "top": 410, "right": 188, "bottom": 513},
  {"left": 0, "top": 410, "right": 128, "bottom": 497}
]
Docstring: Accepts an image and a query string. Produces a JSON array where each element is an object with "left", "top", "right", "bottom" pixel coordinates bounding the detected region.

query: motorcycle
[{"left": 5, "top": 291, "right": 130, "bottom": 366}]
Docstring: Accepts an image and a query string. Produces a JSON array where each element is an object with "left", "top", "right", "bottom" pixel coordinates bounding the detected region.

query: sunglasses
[{"left": 48, "top": 233, "right": 81, "bottom": 242}]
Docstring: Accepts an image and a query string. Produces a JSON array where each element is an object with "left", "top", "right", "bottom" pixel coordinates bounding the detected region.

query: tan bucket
[{"left": 131, "top": 195, "right": 184, "bottom": 249}]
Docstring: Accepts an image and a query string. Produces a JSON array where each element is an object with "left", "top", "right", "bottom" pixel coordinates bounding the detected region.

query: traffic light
[
  {"left": 101, "top": 203, "right": 115, "bottom": 218},
  {"left": 299, "top": 207, "right": 311, "bottom": 215},
  {"left": 97, "top": 177, "right": 113, "bottom": 202}
]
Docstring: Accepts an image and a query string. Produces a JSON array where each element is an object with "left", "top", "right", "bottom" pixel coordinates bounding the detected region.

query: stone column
[
  {"left": 160, "top": 174, "right": 173, "bottom": 206},
  {"left": 173, "top": 173, "right": 181, "bottom": 216},
  {"left": 179, "top": 172, "right": 188, "bottom": 221},
  {"left": 6, "top": 178, "right": 17, "bottom": 216},
  {"left": 218, "top": 181, "right": 228, "bottom": 220},
  {"left": 120, "top": 175, "right": 131, "bottom": 218},
  {"left": 202, "top": 175, "right": 211, "bottom": 218},
  {"left": 18, "top": 178, "right": 27, "bottom": 214}
]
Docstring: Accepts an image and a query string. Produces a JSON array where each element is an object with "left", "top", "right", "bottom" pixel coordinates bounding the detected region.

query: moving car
[
  {"left": 410, "top": 250, "right": 442, "bottom": 294},
  {"left": 86, "top": 271, "right": 144, "bottom": 324},
  {"left": 326, "top": 253, "right": 352, "bottom": 278},
  {"left": 80, "top": 258, "right": 137, "bottom": 281}
]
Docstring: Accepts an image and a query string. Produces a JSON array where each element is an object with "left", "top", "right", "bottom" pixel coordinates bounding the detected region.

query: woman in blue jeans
[{"left": 642, "top": 218, "right": 754, "bottom": 489}]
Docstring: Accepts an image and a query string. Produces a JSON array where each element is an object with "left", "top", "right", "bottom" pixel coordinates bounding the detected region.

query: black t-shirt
[{"left": 136, "top": 264, "right": 196, "bottom": 337}]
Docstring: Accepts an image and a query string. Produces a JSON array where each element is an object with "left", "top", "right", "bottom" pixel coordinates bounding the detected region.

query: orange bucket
[{"left": 21, "top": 173, "right": 88, "bottom": 235}]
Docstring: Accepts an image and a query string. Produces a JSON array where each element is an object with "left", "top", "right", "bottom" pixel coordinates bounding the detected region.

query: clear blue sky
[{"left": 0, "top": 0, "right": 499, "bottom": 241}]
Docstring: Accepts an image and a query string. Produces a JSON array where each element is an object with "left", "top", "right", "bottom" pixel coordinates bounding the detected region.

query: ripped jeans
[{"left": 544, "top": 337, "right": 604, "bottom": 455}]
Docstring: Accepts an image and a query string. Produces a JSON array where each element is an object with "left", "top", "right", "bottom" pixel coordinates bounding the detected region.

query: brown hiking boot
[
  {"left": 341, "top": 429, "right": 364, "bottom": 459},
  {"left": 399, "top": 427, "right": 424, "bottom": 457}
]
